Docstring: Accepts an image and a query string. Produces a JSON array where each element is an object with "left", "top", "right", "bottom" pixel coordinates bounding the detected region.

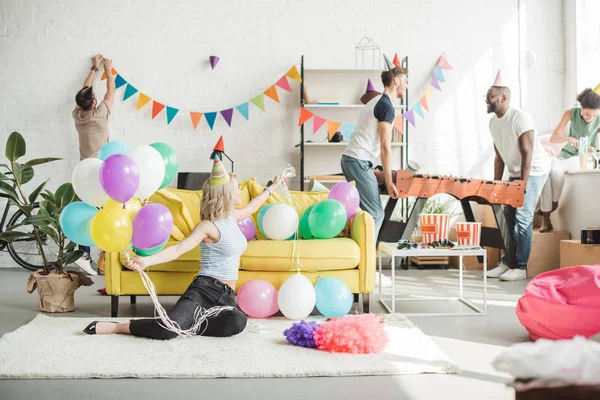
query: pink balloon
[
  {"left": 237, "top": 280, "right": 279, "bottom": 318},
  {"left": 328, "top": 182, "right": 360, "bottom": 221},
  {"left": 99, "top": 154, "right": 140, "bottom": 203},
  {"left": 237, "top": 216, "right": 257, "bottom": 241}
]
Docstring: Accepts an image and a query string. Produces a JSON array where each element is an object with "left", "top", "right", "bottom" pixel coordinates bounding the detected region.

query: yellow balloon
[
  {"left": 103, "top": 197, "right": 142, "bottom": 223},
  {"left": 90, "top": 208, "right": 132, "bottom": 253}
]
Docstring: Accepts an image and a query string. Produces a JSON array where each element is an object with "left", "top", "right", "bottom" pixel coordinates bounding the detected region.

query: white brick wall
[{"left": 0, "top": 0, "right": 565, "bottom": 267}]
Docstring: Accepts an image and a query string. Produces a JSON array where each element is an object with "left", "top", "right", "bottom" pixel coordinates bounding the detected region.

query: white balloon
[
  {"left": 278, "top": 273, "right": 316, "bottom": 320},
  {"left": 72, "top": 158, "right": 108, "bottom": 208},
  {"left": 262, "top": 204, "right": 298, "bottom": 240},
  {"left": 127, "top": 145, "right": 166, "bottom": 200}
]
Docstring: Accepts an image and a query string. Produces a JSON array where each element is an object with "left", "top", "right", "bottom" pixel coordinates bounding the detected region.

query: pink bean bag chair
[{"left": 516, "top": 265, "right": 600, "bottom": 340}]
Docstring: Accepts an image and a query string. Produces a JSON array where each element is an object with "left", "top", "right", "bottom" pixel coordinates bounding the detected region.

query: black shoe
[{"left": 83, "top": 321, "right": 99, "bottom": 335}]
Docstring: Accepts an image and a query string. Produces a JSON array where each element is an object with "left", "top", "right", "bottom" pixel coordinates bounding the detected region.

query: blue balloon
[
  {"left": 59, "top": 202, "right": 98, "bottom": 246},
  {"left": 97, "top": 141, "right": 131, "bottom": 161},
  {"left": 315, "top": 277, "right": 353, "bottom": 317},
  {"left": 257, "top": 204, "right": 274, "bottom": 236}
]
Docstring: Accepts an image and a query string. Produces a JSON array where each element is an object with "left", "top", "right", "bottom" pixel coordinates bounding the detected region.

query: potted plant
[{"left": 0, "top": 131, "right": 93, "bottom": 312}]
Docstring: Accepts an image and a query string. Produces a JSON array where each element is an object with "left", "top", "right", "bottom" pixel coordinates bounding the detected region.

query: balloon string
[{"left": 275, "top": 165, "right": 303, "bottom": 274}]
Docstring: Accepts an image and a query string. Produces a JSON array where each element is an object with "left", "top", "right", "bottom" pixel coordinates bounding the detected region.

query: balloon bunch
[
  {"left": 60, "top": 141, "right": 178, "bottom": 256},
  {"left": 237, "top": 275, "right": 353, "bottom": 319}
]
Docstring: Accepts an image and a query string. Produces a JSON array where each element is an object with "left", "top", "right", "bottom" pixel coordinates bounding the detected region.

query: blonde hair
[{"left": 200, "top": 176, "right": 236, "bottom": 221}]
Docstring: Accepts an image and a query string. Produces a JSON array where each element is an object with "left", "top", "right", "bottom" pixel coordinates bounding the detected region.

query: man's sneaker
[
  {"left": 74, "top": 256, "right": 97, "bottom": 276},
  {"left": 499, "top": 268, "right": 527, "bottom": 281},
  {"left": 486, "top": 262, "right": 510, "bottom": 278},
  {"left": 375, "top": 274, "right": 393, "bottom": 288}
]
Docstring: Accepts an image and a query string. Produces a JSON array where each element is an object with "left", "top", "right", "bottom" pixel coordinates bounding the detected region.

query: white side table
[{"left": 378, "top": 242, "right": 487, "bottom": 316}]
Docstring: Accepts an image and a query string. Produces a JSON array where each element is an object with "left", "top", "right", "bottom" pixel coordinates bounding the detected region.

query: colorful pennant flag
[
  {"left": 313, "top": 116, "right": 326, "bottom": 134},
  {"left": 204, "top": 112, "right": 217, "bottom": 130},
  {"left": 264, "top": 85, "right": 280, "bottom": 103},
  {"left": 438, "top": 55, "right": 453, "bottom": 69},
  {"left": 137, "top": 93, "right": 151, "bottom": 110},
  {"left": 250, "top": 94, "right": 265, "bottom": 112},
  {"left": 327, "top": 121, "right": 341, "bottom": 140},
  {"left": 286, "top": 66, "right": 302, "bottom": 82},
  {"left": 236, "top": 103, "right": 249, "bottom": 120},
  {"left": 221, "top": 108, "right": 234, "bottom": 127},
  {"left": 431, "top": 76, "right": 442, "bottom": 91},
  {"left": 425, "top": 86, "right": 434, "bottom": 100},
  {"left": 393, "top": 116, "right": 403, "bottom": 132},
  {"left": 151, "top": 101, "right": 165, "bottom": 119},
  {"left": 101, "top": 68, "right": 117, "bottom": 80},
  {"left": 298, "top": 108, "right": 313, "bottom": 126},
  {"left": 402, "top": 109, "right": 416, "bottom": 127},
  {"left": 275, "top": 76, "right": 292, "bottom": 92},
  {"left": 123, "top": 84, "right": 138, "bottom": 101},
  {"left": 190, "top": 112, "right": 203, "bottom": 130},
  {"left": 434, "top": 67, "right": 446, "bottom": 82},
  {"left": 166, "top": 106, "right": 179, "bottom": 125},
  {"left": 419, "top": 95, "right": 429, "bottom": 111},
  {"left": 413, "top": 103, "right": 425, "bottom": 119},
  {"left": 393, "top": 53, "right": 400, "bottom": 67},
  {"left": 341, "top": 124, "right": 356, "bottom": 136},
  {"left": 115, "top": 74, "right": 127, "bottom": 89}
]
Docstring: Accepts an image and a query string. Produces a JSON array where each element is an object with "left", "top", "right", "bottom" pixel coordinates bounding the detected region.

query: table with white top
[{"left": 378, "top": 242, "right": 488, "bottom": 316}]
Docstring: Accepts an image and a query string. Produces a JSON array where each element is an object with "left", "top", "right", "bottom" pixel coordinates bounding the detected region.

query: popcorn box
[
  {"left": 419, "top": 214, "right": 450, "bottom": 244},
  {"left": 455, "top": 222, "right": 482, "bottom": 246}
]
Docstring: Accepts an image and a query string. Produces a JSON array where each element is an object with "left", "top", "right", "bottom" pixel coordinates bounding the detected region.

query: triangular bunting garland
[
  {"left": 264, "top": 85, "right": 280, "bottom": 103},
  {"left": 137, "top": 93, "right": 151, "bottom": 110},
  {"left": 341, "top": 124, "right": 356, "bottom": 136},
  {"left": 236, "top": 103, "right": 249, "bottom": 120},
  {"left": 151, "top": 101, "right": 165, "bottom": 119},
  {"left": 438, "top": 55, "right": 453, "bottom": 70},
  {"left": 413, "top": 103, "right": 425, "bottom": 119},
  {"left": 250, "top": 94, "right": 265, "bottom": 112},
  {"left": 115, "top": 74, "right": 127, "bottom": 89},
  {"left": 123, "top": 84, "right": 138, "bottom": 101},
  {"left": 425, "top": 86, "right": 434, "bottom": 100},
  {"left": 285, "top": 66, "right": 302, "bottom": 82},
  {"left": 402, "top": 110, "right": 416, "bottom": 127},
  {"left": 327, "top": 121, "right": 341, "bottom": 140},
  {"left": 393, "top": 53, "right": 400, "bottom": 67},
  {"left": 419, "top": 95, "right": 429, "bottom": 111},
  {"left": 190, "top": 112, "right": 203, "bottom": 129},
  {"left": 434, "top": 67, "right": 446, "bottom": 82},
  {"left": 393, "top": 116, "right": 403, "bottom": 132},
  {"left": 275, "top": 76, "right": 292, "bottom": 92},
  {"left": 166, "top": 106, "right": 179, "bottom": 125},
  {"left": 221, "top": 108, "right": 234, "bottom": 127},
  {"left": 313, "top": 116, "right": 326, "bottom": 134},
  {"left": 431, "top": 76, "right": 442, "bottom": 91},
  {"left": 298, "top": 108, "right": 313, "bottom": 126},
  {"left": 204, "top": 112, "right": 217, "bottom": 130},
  {"left": 101, "top": 68, "right": 117, "bottom": 80}
]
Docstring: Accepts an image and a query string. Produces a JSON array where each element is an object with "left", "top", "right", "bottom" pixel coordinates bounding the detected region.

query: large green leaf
[
  {"left": 0, "top": 181, "right": 19, "bottom": 202},
  {"left": 38, "top": 225, "right": 59, "bottom": 244},
  {"left": 5, "top": 132, "right": 26, "bottom": 162},
  {"left": 13, "top": 203, "right": 34, "bottom": 216},
  {"left": 65, "top": 241, "right": 76, "bottom": 252},
  {"left": 0, "top": 172, "right": 13, "bottom": 181},
  {"left": 55, "top": 183, "right": 75, "bottom": 208},
  {"left": 63, "top": 250, "right": 84, "bottom": 266},
  {"left": 40, "top": 192, "right": 56, "bottom": 204},
  {"left": 22, "top": 214, "right": 54, "bottom": 226},
  {"left": 28, "top": 179, "right": 48, "bottom": 204},
  {"left": 24, "top": 157, "right": 62, "bottom": 168},
  {"left": 13, "top": 163, "right": 34, "bottom": 185},
  {"left": 0, "top": 231, "right": 34, "bottom": 242}
]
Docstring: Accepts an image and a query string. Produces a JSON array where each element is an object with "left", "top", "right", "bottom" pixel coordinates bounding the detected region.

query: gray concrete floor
[{"left": 0, "top": 262, "right": 528, "bottom": 400}]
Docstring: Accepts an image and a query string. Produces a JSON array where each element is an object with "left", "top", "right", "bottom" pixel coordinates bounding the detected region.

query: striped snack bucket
[
  {"left": 455, "top": 222, "right": 482, "bottom": 246},
  {"left": 419, "top": 214, "right": 451, "bottom": 244}
]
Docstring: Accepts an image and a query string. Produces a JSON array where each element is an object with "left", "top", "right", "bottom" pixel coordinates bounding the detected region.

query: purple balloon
[
  {"left": 328, "top": 182, "right": 360, "bottom": 221},
  {"left": 132, "top": 204, "right": 174, "bottom": 250},
  {"left": 99, "top": 154, "right": 140, "bottom": 203},
  {"left": 237, "top": 216, "right": 257, "bottom": 241}
]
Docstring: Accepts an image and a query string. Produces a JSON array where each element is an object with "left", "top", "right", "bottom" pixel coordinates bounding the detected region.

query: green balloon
[
  {"left": 133, "top": 237, "right": 169, "bottom": 257},
  {"left": 308, "top": 200, "right": 348, "bottom": 239},
  {"left": 299, "top": 204, "right": 317, "bottom": 239},
  {"left": 150, "top": 142, "right": 179, "bottom": 190}
]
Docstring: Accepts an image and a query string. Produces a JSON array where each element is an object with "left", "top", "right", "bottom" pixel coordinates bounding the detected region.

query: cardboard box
[
  {"left": 527, "top": 230, "right": 570, "bottom": 278},
  {"left": 560, "top": 240, "right": 600, "bottom": 268}
]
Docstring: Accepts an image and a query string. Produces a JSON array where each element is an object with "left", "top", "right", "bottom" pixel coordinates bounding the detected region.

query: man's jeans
[{"left": 501, "top": 173, "right": 548, "bottom": 270}]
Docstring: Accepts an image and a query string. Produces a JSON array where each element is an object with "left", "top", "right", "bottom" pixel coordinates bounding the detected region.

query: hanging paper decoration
[
  {"left": 327, "top": 121, "right": 341, "bottom": 140},
  {"left": 209, "top": 56, "right": 220, "bottom": 70},
  {"left": 393, "top": 116, "right": 403, "bottom": 132},
  {"left": 204, "top": 112, "right": 217, "bottom": 130},
  {"left": 313, "top": 116, "right": 326, "bottom": 133},
  {"left": 166, "top": 106, "right": 179, "bottom": 125},
  {"left": 400, "top": 54, "right": 453, "bottom": 128},
  {"left": 341, "top": 124, "right": 356, "bottom": 136},
  {"left": 106, "top": 64, "right": 300, "bottom": 130},
  {"left": 190, "top": 112, "right": 203, "bottom": 129},
  {"left": 236, "top": 103, "right": 249, "bottom": 120},
  {"left": 101, "top": 68, "right": 117, "bottom": 80},
  {"left": 392, "top": 53, "right": 400, "bottom": 67},
  {"left": 221, "top": 108, "right": 234, "bottom": 127},
  {"left": 298, "top": 108, "right": 314, "bottom": 126}
]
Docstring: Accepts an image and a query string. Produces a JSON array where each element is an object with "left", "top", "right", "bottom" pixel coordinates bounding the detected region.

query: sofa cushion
[{"left": 240, "top": 238, "right": 360, "bottom": 272}]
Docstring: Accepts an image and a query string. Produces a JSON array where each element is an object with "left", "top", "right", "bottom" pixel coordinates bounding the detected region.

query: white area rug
[{"left": 0, "top": 314, "right": 458, "bottom": 379}]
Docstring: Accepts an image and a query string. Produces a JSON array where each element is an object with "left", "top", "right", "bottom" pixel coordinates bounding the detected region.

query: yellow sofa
[{"left": 104, "top": 179, "right": 376, "bottom": 317}]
